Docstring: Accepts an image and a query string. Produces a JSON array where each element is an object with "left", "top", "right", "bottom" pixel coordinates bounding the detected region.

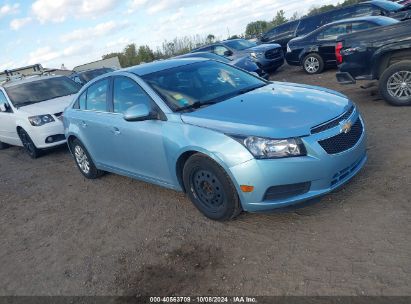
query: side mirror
[
  {"left": 0, "top": 103, "right": 7, "bottom": 112},
  {"left": 224, "top": 50, "right": 233, "bottom": 57},
  {"left": 123, "top": 104, "right": 157, "bottom": 122}
]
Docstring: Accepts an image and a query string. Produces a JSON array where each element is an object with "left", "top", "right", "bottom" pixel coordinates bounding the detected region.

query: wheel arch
[{"left": 374, "top": 49, "right": 411, "bottom": 79}]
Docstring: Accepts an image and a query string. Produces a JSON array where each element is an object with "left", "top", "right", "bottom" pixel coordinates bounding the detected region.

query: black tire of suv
[
  {"left": 182, "top": 153, "right": 242, "bottom": 221},
  {"left": 379, "top": 61, "right": 411, "bottom": 106},
  {"left": 0, "top": 141, "right": 9, "bottom": 150},
  {"left": 70, "top": 138, "right": 104, "bottom": 179},
  {"left": 17, "top": 128, "right": 41, "bottom": 159},
  {"left": 303, "top": 53, "right": 325, "bottom": 74}
]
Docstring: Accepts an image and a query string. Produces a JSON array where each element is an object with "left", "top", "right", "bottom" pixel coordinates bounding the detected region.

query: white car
[{"left": 0, "top": 75, "right": 80, "bottom": 158}]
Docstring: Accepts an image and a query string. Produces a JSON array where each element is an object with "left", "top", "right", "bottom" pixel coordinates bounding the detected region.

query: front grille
[
  {"left": 265, "top": 48, "right": 283, "bottom": 60},
  {"left": 263, "top": 182, "right": 311, "bottom": 201},
  {"left": 311, "top": 106, "right": 354, "bottom": 134},
  {"left": 318, "top": 119, "right": 363, "bottom": 154}
]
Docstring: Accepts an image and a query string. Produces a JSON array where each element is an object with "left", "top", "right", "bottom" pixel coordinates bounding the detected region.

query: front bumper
[
  {"left": 256, "top": 56, "right": 284, "bottom": 71},
  {"left": 28, "top": 121, "right": 66, "bottom": 149},
  {"left": 228, "top": 114, "right": 367, "bottom": 212}
]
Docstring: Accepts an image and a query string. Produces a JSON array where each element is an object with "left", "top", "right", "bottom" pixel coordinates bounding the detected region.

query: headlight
[
  {"left": 250, "top": 52, "right": 263, "bottom": 59},
  {"left": 28, "top": 114, "right": 55, "bottom": 126},
  {"left": 234, "top": 136, "right": 306, "bottom": 159}
]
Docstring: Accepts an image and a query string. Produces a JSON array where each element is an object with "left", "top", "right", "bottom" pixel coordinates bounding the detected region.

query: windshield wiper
[
  {"left": 15, "top": 101, "right": 38, "bottom": 108},
  {"left": 175, "top": 100, "right": 219, "bottom": 112}
]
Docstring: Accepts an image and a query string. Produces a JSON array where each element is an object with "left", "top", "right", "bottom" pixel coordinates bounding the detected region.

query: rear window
[
  {"left": 80, "top": 68, "right": 114, "bottom": 83},
  {"left": 5, "top": 77, "right": 80, "bottom": 106}
]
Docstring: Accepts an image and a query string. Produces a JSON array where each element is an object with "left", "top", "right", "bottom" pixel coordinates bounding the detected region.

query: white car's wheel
[{"left": 18, "top": 128, "right": 41, "bottom": 158}]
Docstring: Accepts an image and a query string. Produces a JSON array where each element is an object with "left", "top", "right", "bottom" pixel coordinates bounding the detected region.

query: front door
[
  {"left": 102, "top": 76, "right": 172, "bottom": 184},
  {"left": 0, "top": 91, "right": 20, "bottom": 146}
]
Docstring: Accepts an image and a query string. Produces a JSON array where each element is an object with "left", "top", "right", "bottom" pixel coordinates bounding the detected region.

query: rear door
[
  {"left": 317, "top": 23, "right": 351, "bottom": 64},
  {"left": 71, "top": 78, "right": 112, "bottom": 166}
]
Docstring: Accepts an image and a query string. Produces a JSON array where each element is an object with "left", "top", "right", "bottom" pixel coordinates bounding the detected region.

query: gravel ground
[{"left": 0, "top": 64, "right": 410, "bottom": 297}]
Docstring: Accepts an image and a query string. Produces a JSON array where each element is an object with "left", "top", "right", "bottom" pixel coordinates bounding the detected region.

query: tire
[
  {"left": 182, "top": 154, "right": 242, "bottom": 221},
  {"left": 70, "top": 138, "right": 103, "bottom": 179},
  {"left": 0, "top": 141, "right": 9, "bottom": 150},
  {"left": 17, "top": 128, "right": 41, "bottom": 159},
  {"left": 379, "top": 60, "right": 411, "bottom": 106},
  {"left": 303, "top": 53, "right": 324, "bottom": 74}
]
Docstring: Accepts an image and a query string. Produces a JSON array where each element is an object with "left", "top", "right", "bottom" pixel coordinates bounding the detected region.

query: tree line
[{"left": 102, "top": 0, "right": 364, "bottom": 68}]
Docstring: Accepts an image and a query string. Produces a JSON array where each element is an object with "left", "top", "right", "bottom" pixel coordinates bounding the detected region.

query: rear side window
[
  {"left": 317, "top": 24, "right": 349, "bottom": 40},
  {"left": 85, "top": 79, "right": 109, "bottom": 112},
  {"left": 113, "top": 76, "right": 152, "bottom": 114},
  {"left": 353, "top": 4, "right": 381, "bottom": 17},
  {"left": 296, "top": 17, "right": 321, "bottom": 36},
  {"left": 351, "top": 21, "right": 377, "bottom": 32}
]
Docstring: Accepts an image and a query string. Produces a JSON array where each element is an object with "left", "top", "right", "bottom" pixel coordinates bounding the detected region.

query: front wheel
[
  {"left": 0, "top": 141, "right": 9, "bottom": 150},
  {"left": 183, "top": 154, "right": 242, "bottom": 221},
  {"left": 303, "top": 53, "right": 324, "bottom": 74},
  {"left": 70, "top": 139, "right": 104, "bottom": 179},
  {"left": 379, "top": 61, "right": 411, "bottom": 106},
  {"left": 18, "top": 128, "right": 41, "bottom": 158}
]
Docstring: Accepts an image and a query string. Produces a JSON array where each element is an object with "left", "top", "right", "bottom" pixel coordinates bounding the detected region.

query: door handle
[
  {"left": 112, "top": 127, "right": 121, "bottom": 135},
  {"left": 80, "top": 121, "right": 87, "bottom": 128}
]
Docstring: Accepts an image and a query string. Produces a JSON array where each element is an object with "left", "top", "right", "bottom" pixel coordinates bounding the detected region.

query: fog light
[
  {"left": 46, "top": 136, "right": 53, "bottom": 143},
  {"left": 240, "top": 185, "right": 254, "bottom": 192}
]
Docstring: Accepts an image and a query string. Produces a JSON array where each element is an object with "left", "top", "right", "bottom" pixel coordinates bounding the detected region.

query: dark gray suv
[{"left": 192, "top": 39, "right": 284, "bottom": 73}]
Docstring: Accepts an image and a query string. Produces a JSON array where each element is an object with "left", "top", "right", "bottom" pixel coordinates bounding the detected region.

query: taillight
[{"left": 336, "top": 42, "right": 343, "bottom": 64}]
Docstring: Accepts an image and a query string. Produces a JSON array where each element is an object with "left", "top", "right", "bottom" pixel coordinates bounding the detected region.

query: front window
[
  {"left": 113, "top": 76, "right": 152, "bottom": 114},
  {"left": 223, "top": 39, "right": 256, "bottom": 51},
  {"left": 5, "top": 77, "right": 80, "bottom": 107},
  {"left": 141, "top": 61, "right": 267, "bottom": 112}
]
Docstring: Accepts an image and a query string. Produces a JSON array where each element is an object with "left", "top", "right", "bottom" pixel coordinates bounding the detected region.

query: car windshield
[
  {"left": 80, "top": 68, "right": 114, "bottom": 82},
  {"left": 224, "top": 39, "right": 257, "bottom": 50},
  {"left": 141, "top": 60, "right": 267, "bottom": 111},
  {"left": 5, "top": 77, "right": 80, "bottom": 107},
  {"left": 374, "top": 1, "right": 403, "bottom": 11}
]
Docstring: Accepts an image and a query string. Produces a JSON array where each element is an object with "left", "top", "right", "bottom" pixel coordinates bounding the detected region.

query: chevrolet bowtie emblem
[{"left": 340, "top": 120, "right": 352, "bottom": 134}]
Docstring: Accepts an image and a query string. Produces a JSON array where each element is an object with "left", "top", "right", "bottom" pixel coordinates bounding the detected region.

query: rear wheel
[
  {"left": 303, "top": 53, "right": 324, "bottom": 74},
  {"left": 379, "top": 61, "right": 411, "bottom": 106},
  {"left": 183, "top": 154, "right": 242, "bottom": 221},
  {"left": 18, "top": 128, "right": 41, "bottom": 158},
  {"left": 70, "top": 139, "right": 103, "bottom": 179}
]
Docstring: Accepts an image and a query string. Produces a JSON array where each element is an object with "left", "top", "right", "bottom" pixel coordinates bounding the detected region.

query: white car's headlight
[
  {"left": 234, "top": 136, "right": 306, "bottom": 159},
  {"left": 28, "top": 114, "right": 55, "bottom": 126}
]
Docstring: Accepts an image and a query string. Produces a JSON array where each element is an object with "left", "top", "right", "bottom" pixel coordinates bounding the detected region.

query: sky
[{"left": 0, "top": 0, "right": 334, "bottom": 70}]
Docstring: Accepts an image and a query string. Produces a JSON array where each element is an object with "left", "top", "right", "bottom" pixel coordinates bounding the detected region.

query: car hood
[
  {"left": 17, "top": 94, "right": 75, "bottom": 116},
  {"left": 181, "top": 83, "right": 352, "bottom": 138},
  {"left": 234, "top": 44, "right": 282, "bottom": 56}
]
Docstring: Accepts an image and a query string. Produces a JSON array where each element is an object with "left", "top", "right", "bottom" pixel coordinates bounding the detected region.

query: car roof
[
  {"left": 125, "top": 58, "right": 208, "bottom": 76},
  {"left": 324, "top": 15, "right": 396, "bottom": 26},
  {"left": 1, "top": 75, "right": 64, "bottom": 88}
]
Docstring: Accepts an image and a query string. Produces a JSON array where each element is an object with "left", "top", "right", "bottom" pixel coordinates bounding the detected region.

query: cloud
[
  {"left": 60, "top": 20, "right": 130, "bottom": 43},
  {"left": 128, "top": 0, "right": 201, "bottom": 14},
  {"left": 32, "top": 0, "right": 118, "bottom": 23},
  {"left": 0, "top": 3, "right": 20, "bottom": 18},
  {"left": 10, "top": 17, "right": 32, "bottom": 30},
  {"left": 28, "top": 47, "right": 61, "bottom": 65}
]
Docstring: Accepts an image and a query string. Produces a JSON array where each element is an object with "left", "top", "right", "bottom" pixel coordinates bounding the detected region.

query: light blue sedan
[{"left": 63, "top": 58, "right": 367, "bottom": 220}]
